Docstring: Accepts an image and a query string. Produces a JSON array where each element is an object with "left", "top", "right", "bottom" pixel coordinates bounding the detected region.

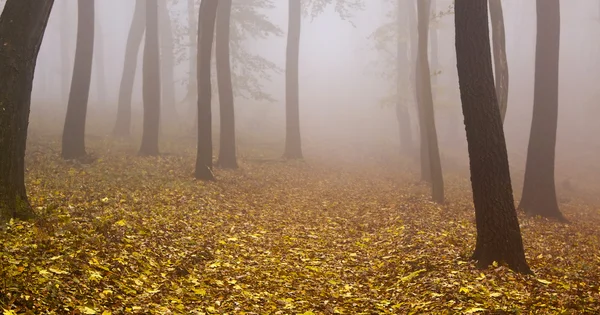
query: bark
[
  {"left": 407, "top": 0, "right": 430, "bottom": 181},
  {"left": 519, "top": 0, "right": 565, "bottom": 221},
  {"left": 0, "top": 0, "right": 54, "bottom": 223},
  {"left": 139, "top": 0, "right": 161, "bottom": 156},
  {"left": 489, "top": 0, "right": 509, "bottom": 123},
  {"left": 195, "top": 0, "right": 218, "bottom": 180},
  {"left": 94, "top": 16, "right": 107, "bottom": 106},
  {"left": 59, "top": 0, "right": 71, "bottom": 104},
  {"left": 396, "top": 0, "right": 414, "bottom": 155},
  {"left": 416, "top": 0, "right": 444, "bottom": 203},
  {"left": 62, "top": 0, "right": 94, "bottom": 160},
  {"left": 113, "top": 0, "right": 145, "bottom": 137},
  {"left": 454, "top": 0, "right": 531, "bottom": 274},
  {"left": 283, "top": 0, "right": 303, "bottom": 159},
  {"left": 158, "top": 0, "right": 178, "bottom": 125},
  {"left": 216, "top": 0, "right": 238, "bottom": 169}
]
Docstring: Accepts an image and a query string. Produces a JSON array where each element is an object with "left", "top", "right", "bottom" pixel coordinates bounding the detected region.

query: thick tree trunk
[
  {"left": 158, "top": 0, "right": 178, "bottom": 125},
  {"left": 62, "top": 0, "right": 94, "bottom": 160},
  {"left": 519, "top": 0, "right": 565, "bottom": 221},
  {"left": 195, "top": 0, "right": 218, "bottom": 180},
  {"left": 59, "top": 0, "right": 71, "bottom": 105},
  {"left": 0, "top": 0, "right": 54, "bottom": 223},
  {"left": 94, "top": 16, "right": 107, "bottom": 106},
  {"left": 139, "top": 0, "right": 161, "bottom": 156},
  {"left": 407, "top": 0, "right": 430, "bottom": 181},
  {"left": 216, "top": 0, "right": 238, "bottom": 169},
  {"left": 416, "top": 0, "right": 444, "bottom": 203},
  {"left": 113, "top": 0, "right": 145, "bottom": 137},
  {"left": 489, "top": 0, "right": 509, "bottom": 123},
  {"left": 455, "top": 0, "right": 531, "bottom": 274},
  {"left": 283, "top": 0, "right": 303, "bottom": 159},
  {"left": 396, "top": 0, "right": 413, "bottom": 155}
]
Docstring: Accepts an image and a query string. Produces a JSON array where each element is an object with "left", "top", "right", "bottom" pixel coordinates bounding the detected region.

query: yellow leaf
[
  {"left": 459, "top": 287, "right": 470, "bottom": 294},
  {"left": 464, "top": 307, "right": 487, "bottom": 314},
  {"left": 537, "top": 279, "right": 552, "bottom": 285},
  {"left": 80, "top": 306, "right": 97, "bottom": 314},
  {"left": 49, "top": 267, "right": 69, "bottom": 275},
  {"left": 101, "top": 311, "right": 112, "bottom": 315},
  {"left": 400, "top": 269, "right": 426, "bottom": 282},
  {"left": 489, "top": 292, "right": 502, "bottom": 297},
  {"left": 115, "top": 219, "right": 126, "bottom": 226},
  {"left": 193, "top": 288, "right": 207, "bottom": 296},
  {"left": 3, "top": 310, "right": 18, "bottom": 315}
]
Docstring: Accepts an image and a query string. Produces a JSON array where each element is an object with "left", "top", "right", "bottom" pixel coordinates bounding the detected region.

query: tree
[
  {"left": 139, "top": 0, "right": 161, "bottom": 156},
  {"left": 113, "top": 0, "right": 145, "bottom": 137},
  {"left": 0, "top": 0, "right": 54, "bottom": 223},
  {"left": 454, "top": 0, "right": 531, "bottom": 274},
  {"left": 416, "top": 0, "right": 444, "bottom": 203},
  {"left": 283, "top": 0, "right": 303, "bottom": 159},
  {"left": 158, "top": 0, "right": 178, "bottom": 125},
  {"left": 489, "top": 0, "right": 509, "bottom": 123},
  {"left": 195, "top": 0, "right": 219, "bottom": 180},
  {"left": 519, "top": 0, "right": 565, "bottom": 221},
  {"left": 62, "top": 0, "right": 94, "bottom": 160},
  {"left": 216, "top": 0, "right": 238, "bottom": 169}
]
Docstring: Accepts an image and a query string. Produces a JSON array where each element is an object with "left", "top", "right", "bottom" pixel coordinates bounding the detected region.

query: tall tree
[
  {"left": 395, "top": 0, "right": 414, "bottom": 155},
  {"left": 416, "top": 0, "right": 444, "bottom": 203},
  {"left": 113, "top": 0, "right": 145, "bottom": 137},
  {"left": 62, "top": 0, "right": 94, "bottom": 160},
  {"left": 454, "top": 0, "right": 531, "bottom": 274},
  {"left": 519, "top": 0, "right": 565, "bottom": 220},
  {"left": 195, "top": 0, "right": 219, "bottom": 180},
  {"left": 158, "top": 0, "right": 178, "bottom": 125},
  {"left": 283, "top": 0, "right": 303, "bottom": 159},
  {"left": 489, "top": 0, "right": 509, "bottom": 123},
  {"left": 0, "top": 0, "right": 54, "bottom": 223},
  {"left": 216, "top": 0, "right": 238, "bottom": 168},
  {"left": 139, "top": 0, "right": 161, "bottom": 156}
]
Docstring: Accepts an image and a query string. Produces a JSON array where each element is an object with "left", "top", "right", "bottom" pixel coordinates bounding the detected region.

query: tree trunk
[
  {"left": 59, "top": 0, "right": 71, "bottom": 105},
  {"left": 489, "top": 0, "right": 509, "bottom": 123},
  {"left": 283, "top": 0, "right": 303, "bottom": 159},
  {"left": 139, "top": 0, "right": 161, "bottom": 156},
  {"left": 519, "top": 0, "right": 565, "bottom": 221},
  {"left": 416, "top": 0, "right": 444, "bottom": 203},
  {"left": 62, "top": 0, "right": 94, "bottom": 160},
  {"left": 186, "top": 0, "right": 198, "bottom": 131},
  {"left": 94, "top": 15, "right": 107, "bottom": 106},
  {"left": 407, "top": 0, "right": 430, "bottom": 181},
  {"left": 158, "top": 0, "right": 178, "bottom": 126},
  {"left": 0, "top": 0, "right": 54, "bottom": 223},
  {"left": 430, "top": 0, "right": 439, "bottom": 87},
  {"left": 195, "top": 0, "right": 218, "bottom": 180},
  {"left": 454, "top": 0, "right": 531, "bottom": 274},
  {"left": 216, "top": 0, "right": 238, "bottom": 169},
  {"left": 113, "top": 0, "right": 145, "bottom": 137},
  {"left": 396, "top": 0, "right": 414, "bottom": 155}
]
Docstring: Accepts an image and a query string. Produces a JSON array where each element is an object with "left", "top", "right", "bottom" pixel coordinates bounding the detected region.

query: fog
[{"left": 14, "top": 0, "right": 600, "bottom": 189}]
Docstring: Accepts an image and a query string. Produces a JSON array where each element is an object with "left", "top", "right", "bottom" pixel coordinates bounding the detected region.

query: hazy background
[{"left": 4, "top": 0, "right": 600, "bottom": 195}]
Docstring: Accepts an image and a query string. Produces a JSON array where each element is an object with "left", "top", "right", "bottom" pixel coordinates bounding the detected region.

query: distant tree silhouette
[
  {"left": 216, "top": 0, "right": 238, "bottom": 169},
  {"left": 62, "top": 0, "right": 94, "bottom": 160},
  {"left": 0, "top": 0, "right": 54, "bottom": 223},
  {"left": 455, "top": 0, "right": 531, "bottom": 274},
  {"left": 195, "top": 0, "right": 219, "bottom": 180},
  {"left": 519, "top": 0, "right": 565, "bottom": 221},
  {"left": 139, "top": 0, "right": 161, "bottom": 156},
  {"left": 283, "top": 0, "right": 303, "bottom": 160}
]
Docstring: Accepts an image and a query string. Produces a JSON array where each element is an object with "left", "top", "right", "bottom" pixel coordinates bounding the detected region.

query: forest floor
[{"left": 1, "top": 134, "right": 600, "bottom": 314}]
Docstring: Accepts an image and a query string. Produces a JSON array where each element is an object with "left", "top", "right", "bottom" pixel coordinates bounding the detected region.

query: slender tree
[
  {"left": 416, "top": 0, "right": 444, "bottom": 203},
  {"left": 62, "top": 0, "right": 94, "bottom": 160},
  {"left": 283, "top": 0, "right": 303, "bottom": 159},
  {"left": 195, "top": 0, "right": 219, "bottom": 180},
  {"left": 519, "top": 0, "right": 565, "bottom": 220},
  {"left": 158, "top": 0, "right": 178, "bottom": 125},
  {"left": 489, "top": 0, "right": 509, "bottom": 123},
  {"left": 0, "top": 0, "right": 54, "bottom": 223},
  {"left": 455, "top": 0, "right": 531, "bottom": 274},
  {"left": 216, "top": 0, "right": 238, "bottom": 168},
  {"left": 113, "top": 0, "right": 145, "bottom": 137},
  {"left": 395, "top": 0, "right": 414, "bottom": 155},
  {"left": 139, "top": 0, "right": 161, "bottom": 156}
]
